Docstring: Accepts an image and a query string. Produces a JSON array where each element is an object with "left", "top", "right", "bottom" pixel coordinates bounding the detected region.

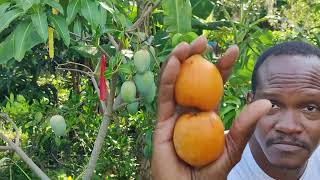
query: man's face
[{"left": 253, "top": 55, "right": 320, "bottom": 169}]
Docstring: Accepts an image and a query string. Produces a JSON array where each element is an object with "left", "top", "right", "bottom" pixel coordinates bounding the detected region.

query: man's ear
[{"left": 246, "top": 92, "right": 254, "bottom": 105}]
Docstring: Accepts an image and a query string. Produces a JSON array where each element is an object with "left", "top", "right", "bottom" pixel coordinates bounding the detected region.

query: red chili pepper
[{"left": 99, "top": 53, "right": 107, "bottom": 101}]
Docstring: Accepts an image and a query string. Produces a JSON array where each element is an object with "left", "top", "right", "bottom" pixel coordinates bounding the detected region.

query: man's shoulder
[
  {"left": 301, "top": 145, "right": 320, "bottom": 179},
  {"left": 314, "top": 145, "right": 320, "bottom": 158},
  {"left": 227, "top": 144, "right": 273, "bottom": 180}
]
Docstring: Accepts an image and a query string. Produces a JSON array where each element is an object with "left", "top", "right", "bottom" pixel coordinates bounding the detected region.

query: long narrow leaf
[
  {"left": 0, "top": 32, "right": 15, "bottom": 64},
  {"left": 0, "top": 8, "right": 23, "bottom": 34},
  {"left": 99, "top": 5, "right": 107, "bottom": 31},
  {"left": 14, "top": 0, "right": 39, "bottom": 12},
  {"left": 80, "top": 0, "right": 100, "bottom": 29},
  {"left": 31, "top": 9, "right": 48, "bottom": 41},
  {"left": 66, "top": 0, "right": 81, "bottom": 25},
  {"left": 163, "top": 0, "right": 192, "bottom": 33},
  {"left": 13, "top": 20, "right": 43, "bottom": 61},
  {"left": 0, "top": 2, "right": 10, "bottom": 16},
  {"left": 50, "top": 15, "right": 70, "bottom": 47}
]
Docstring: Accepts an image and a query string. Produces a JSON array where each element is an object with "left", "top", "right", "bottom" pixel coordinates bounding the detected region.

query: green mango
[
  {"left": 134, "top": 49, "right": 151, "bottom": 73},
  {"left": 134, "top": 71, "right": 154, "bottom": 96},
  {"left": 50, "top": 115, "right": 66, "bottom": 137},
  {"left": 127, "top": 102, "right": 139, "bottom": 114},
  {"left": 120, "top": 81, "right": 136, "bottom": 103}
]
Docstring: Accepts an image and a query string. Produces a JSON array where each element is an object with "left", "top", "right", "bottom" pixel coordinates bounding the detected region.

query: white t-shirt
[{"left": 227, "top": 144, "right": 320, "bottom": 180}]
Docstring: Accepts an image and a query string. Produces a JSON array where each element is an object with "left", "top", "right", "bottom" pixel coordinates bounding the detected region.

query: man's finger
[
  {"left": 169, "top": 42, "right": 191, "bottom": 63},
  {"left": 216, "top": 45, "right": 239, "bottom": 83},
  {"left": 157, "top": 56, "right": 181, "bottom": 122},
  {"left": 225, "top": 99, "right": 271, "bottom": 164},
  {"left": 190, "top": 35, "right": 208, "bottom": 55}
]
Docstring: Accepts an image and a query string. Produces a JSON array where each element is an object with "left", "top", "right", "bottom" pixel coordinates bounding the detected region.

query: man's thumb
[{"left": 225, "top": 99, "right": 271, "bottom": 165}]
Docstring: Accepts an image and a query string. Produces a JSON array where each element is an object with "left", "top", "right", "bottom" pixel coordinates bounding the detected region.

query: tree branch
[
  {"left": 0, "top": 132, "right": 50, "bottom": 180},
  {"left": 0, "top": 146, "right": 12, "bottom": 151},
  {"left": 83, "top": 75, "right": 117, "bottom": 180},
  {"left": 0, "top": 113, "right": 50, "bottom": 180},
  {"left": 0, "top": 113, "right": 20, "bottom": 147},
  {"left": 107, "top": 33, "right": 120, "bottom": 51}
]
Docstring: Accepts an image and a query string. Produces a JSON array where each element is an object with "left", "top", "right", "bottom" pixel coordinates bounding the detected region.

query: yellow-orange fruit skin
[
  {"left": 175, "top": 55, "right": 223, "bottom": 111},
  {"left": 173, "top": 112, "right": 225, "bottom": 167}
]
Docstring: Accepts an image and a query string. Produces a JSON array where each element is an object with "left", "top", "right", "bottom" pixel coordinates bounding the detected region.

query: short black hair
[{"left": 251, "top": 41, "right": 320, "bottom": 94}]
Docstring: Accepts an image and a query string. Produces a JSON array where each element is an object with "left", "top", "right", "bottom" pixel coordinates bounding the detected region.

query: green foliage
[
  {"left": 50, "top": 15, "right": 70, "bottom": 47},
  {"left": 163, "top": 0, "right": 192, "bottom": 34},
  {"left": 66, "top": 0, "right": 81, "bottom": 25},
  {"left": 31, "top": 8, "right": 49, "bottom": 41}
]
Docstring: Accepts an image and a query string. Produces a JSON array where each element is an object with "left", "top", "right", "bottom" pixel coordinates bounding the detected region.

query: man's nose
[{"left": 274, "top": 110, "right": 304, "bottom": 134}]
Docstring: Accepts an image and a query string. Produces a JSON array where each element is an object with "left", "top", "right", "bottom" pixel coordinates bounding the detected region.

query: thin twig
[
  {"left": 107, "top": 33, "right": 120, "bottom": 51},
  {"left": 126, "top": 0, "right": 162, "bottom": 32},
  {"left": 57, "top": 67, "right": 93, "bottom": 77},
  {"left": 90, "top": 76, "right": 108, "bottom": 113},
  {"left": 56, "top": 65, "right": 108, "bottom": 113},
  {"left": 70, "top": 32, "right": 92, "bottom": 42},
  {"left": 98, "top": 45, "right": 111, "bottom": 59},
  {"left": 113, "top": 97, "right": 142, "bottom": 111},
  {"left": 58, "top": 61, "right": 94, "bottom": 73}
]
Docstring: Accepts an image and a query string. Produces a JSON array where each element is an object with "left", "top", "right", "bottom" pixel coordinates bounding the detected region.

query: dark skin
[
  {"left": 152, "top": 36, "right": 272, "bottom": 180},
  {"left": 248, "top": 55, "right": 320, "bottom": 180}
]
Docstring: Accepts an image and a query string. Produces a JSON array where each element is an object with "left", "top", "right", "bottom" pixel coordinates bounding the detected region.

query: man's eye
[
  {"left": 271, "top": 102, "right": 280, "bottom": 109},
  {"left": 303, "top": 105, "right": 318, "bottom": 112}
]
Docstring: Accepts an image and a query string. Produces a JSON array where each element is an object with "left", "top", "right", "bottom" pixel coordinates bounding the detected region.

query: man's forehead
[{"left": 258, "top": 55, "right": 320, "bottom": 76}]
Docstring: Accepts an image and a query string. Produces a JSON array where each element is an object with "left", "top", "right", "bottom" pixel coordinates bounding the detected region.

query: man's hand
[{"left": 151, "top": 36, "right": 272, "bottom": 180}]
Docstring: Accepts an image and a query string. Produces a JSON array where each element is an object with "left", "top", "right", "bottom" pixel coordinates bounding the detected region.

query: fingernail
[
  {"left": 228, "top": 44, "right": 239, "bottom": 50},
  {"left": 191, "top": 35, "right": 205, "bottom": 45}
]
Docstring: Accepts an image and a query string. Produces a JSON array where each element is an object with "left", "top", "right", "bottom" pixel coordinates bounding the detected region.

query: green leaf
[
  {"left": 0, "top": 8, "right": 24, "bottom": 34},
  {"left": 118, "top": 63, "right": 132, "bottom": 75},
  {"left": 73, "top": 18, "right": 82, "bottom": 37},
  {"left": 14, "top": 0, "right": 39, "bottom": 12},
  {"left": 98, "top": 1, "right": 114, "bottom": 14},
  {"left": 0, "top": 33, "right": 14, "bottom": 64},
  {"left": 31, "top": 9, "right": 48, "bottom": 41},
  {"left": 99, "top": 5, "right": 107, "bottom": 31},
  {"left": 70, "top": 44, "right": 97, "bottom": 58},
  {"left": 49, "top": 15, "right": 70, "bottom": 47},
  {"left": 163, "top": 0, "right": 192, "bottom": 33},
  {"left": 190, "top": 0, "right": 213, "bottom": 19},
  {"left": 0, "top": 2, "right": 10, "bottom": 16},
  {"left": 13, "top": 20, "right": 43, "bottom": 61},
  {"left": 80, "top": 0, "right": 100, "bottom": 29},
  {"left": 43, "top": 0, "right": 64, "bottom": 15},
  {"left": 66, "top": 0, "right": 80, "bottom": 25}
]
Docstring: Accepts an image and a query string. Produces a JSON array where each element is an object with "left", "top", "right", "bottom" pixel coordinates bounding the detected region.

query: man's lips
[{"left": 271, "top": 141, "right": 306, "bottom": 152}]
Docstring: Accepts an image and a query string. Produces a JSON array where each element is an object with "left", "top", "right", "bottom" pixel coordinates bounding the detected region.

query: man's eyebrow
[
  {"left": 257, "top": 91, "right": 281, "bottom": 97},
  {"left": 258, "top": 90, "right": 320, "bottom": 97}
]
